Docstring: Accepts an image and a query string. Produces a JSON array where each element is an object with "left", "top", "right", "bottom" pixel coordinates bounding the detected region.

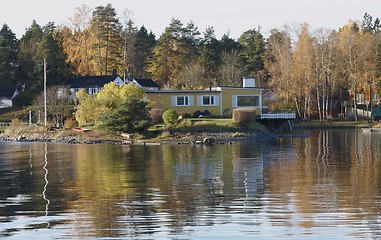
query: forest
[{"left": 1, "top": 3, "right": 381, "bottom": 121}]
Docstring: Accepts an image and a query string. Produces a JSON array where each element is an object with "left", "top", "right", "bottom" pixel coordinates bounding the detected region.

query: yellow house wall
[
  {"left": 220, "top": 88, "right": 262, "bottom": 115},
  {"left": 146, "top": 87, "right": 262, "bottom": 116},
  {"left": 146, "top": 91, "right": 221, "bottom": 116}
]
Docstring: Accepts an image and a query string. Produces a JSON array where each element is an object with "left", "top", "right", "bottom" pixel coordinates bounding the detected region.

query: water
[{"left": 1, "top": 129, "right": 381, "bottom": 239}]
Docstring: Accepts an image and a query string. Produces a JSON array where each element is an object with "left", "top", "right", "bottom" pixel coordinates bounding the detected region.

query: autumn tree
[
  {"left": 75, "top": 82, "right": 145, "bottom": 126},
  {"left": 264, "top": 29, "right": 293, "bottom": 102},
  {"left": 291, "top": 23, "right": 314, "bottom": 121},
  {"left": 64, "top": 4, "right": 93, "bottom": 75}
]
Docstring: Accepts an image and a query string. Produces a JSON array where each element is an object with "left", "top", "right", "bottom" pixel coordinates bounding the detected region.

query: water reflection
[{"left": 1, "top": 129, "right": 381, "bottom": 239}]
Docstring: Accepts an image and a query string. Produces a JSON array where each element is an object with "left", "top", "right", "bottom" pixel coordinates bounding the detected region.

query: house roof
[
  {"left": 66, "top": 75, "right": 121, "bottom": 88},
  {"left": 0, "top": 87, "right": 17, "bottom": 98},
  {"left": 133, "top": 78, "right": 159, "bottom": 88}
]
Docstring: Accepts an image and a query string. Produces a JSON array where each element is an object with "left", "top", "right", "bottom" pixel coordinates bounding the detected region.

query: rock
[{"left": 203, "top": 137, "right": 215, "bottom": 146}]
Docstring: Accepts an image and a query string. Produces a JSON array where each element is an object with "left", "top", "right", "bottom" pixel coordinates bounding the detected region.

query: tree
[
  {"left": 17, "top": 20, "right": 43, "bottom": 92},
  {"left": 18, "top": 21, "right": 68, "bottom": 92},
  {"left": 361, "top": 12, "right": 381, "bottom": 34},
  {"left": 218, "top": 50, "right": 243, "bottom": 86},
  {"left": 66, "top": 4, "right": 93, "bottom": 75},
  {"left": 75, "top": 82, "right": 146, "bottom": 126},
  {"left": 32, "top": 85, "right": 73, "bottom": 127},
  {"left": 133, "top": 26, "right": 156, "bottom": 78},
  {"left": 0, "top": 24, "right": 18, "bottom": 88},
  {"left": 238, "top": 28, "right": 265, "bottom": 79},
  {"left": 148, "top": 18, "right": 200, "bottom": 88},
  {"left": 91, "top": 3, "right": 122, "bottom": 75},
  {"left": 197, "top": 27, "right": 221, "bottom": 87},
  {"left": 291, "top": 23, "right": 314, "bottom": 121},
  {"left": 100, "top": 96, "right": 151, "bottom": 134},
  {"left": 264, "top": 29, "right": 293, "bottom": 102}
]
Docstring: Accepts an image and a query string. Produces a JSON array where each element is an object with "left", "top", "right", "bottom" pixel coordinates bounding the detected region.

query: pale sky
[{"left": 2, "top": 0, "right": 381, "bottom": 39}]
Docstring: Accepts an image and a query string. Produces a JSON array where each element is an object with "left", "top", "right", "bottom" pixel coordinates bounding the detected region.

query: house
[
  {"left": 146, "top": 79, "right": 263, "bottom": 117},
  {"left": 131, "top": 78, "right": 159, "bottom": 91},
  {"left": 66, "top": 74, "right": 125, "bottom": 98},
  {"left": 0, "top": 87, "right": 19, "bottom": 109},
  {"left": 66, "top": 74, "right": 160, "bottom": 99}
]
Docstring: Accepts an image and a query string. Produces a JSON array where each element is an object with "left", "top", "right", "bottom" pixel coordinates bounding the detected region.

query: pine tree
[{"left": 0, "top": 24, "right": 18, "bottom": 88}]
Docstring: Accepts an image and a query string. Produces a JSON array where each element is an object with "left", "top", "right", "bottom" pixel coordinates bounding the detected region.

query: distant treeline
[{"left": 0, "top": 3, "right": 380, "bottom": 120}]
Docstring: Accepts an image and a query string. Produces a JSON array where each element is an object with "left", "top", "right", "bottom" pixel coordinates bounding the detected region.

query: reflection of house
[
  {"left": 147, "top": 79, "right": 264, "bottom": 117},
  {"left": 0, "top": 88, "right": 19, "bottom": 109}
]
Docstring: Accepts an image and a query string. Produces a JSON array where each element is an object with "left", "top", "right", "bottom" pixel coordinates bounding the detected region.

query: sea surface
[{"left": 1, "top": 129, "right": 381, "bottom": 239}]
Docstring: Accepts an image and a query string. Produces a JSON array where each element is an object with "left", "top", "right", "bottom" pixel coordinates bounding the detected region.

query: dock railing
[{"left": 260, "top": 111, "right": 296, "bottom": 119}]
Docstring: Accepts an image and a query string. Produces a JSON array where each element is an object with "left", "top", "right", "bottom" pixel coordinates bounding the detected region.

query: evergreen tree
[
  {"left": 148, "top": 18, "right": 199, "bottom": 88},
  {"left": 238, "top": 28, "right": 265, "bottom": 78},
  {"left": 198, "top": 27, "right": 221, "bottom": 86},
  {"left": 17, "top": 20, "right": 43, "bottom": 92},
  {"left": 0, "top": 24, "right": 18, "bottom": 88},
  {"left": 91, "top": 3, "right": 122, "bottom": 75},
  {"left": 133, "top": 26, "right": 156, "bottom": 78}
]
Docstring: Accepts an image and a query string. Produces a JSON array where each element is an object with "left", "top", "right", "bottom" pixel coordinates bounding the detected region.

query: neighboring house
[
  {"left": 66, "top": 74, "right": 160, "bottom": 99},
  {"left": 147, "top": 79, "right": 263, "bottom": 117},
  {"left": 131, "top": 78, "right": 159, "bottom": 91},
  {"left": 0, "top": 87, "right": 19, "bottom": 109},
  {"left": 66, "top": 74, "right": 125, "bottom": 98}
]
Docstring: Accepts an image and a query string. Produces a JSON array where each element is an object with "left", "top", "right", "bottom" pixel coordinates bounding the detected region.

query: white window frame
[
  {"left": 199, "top": 95, "right": 219, "bottom": 106},
  {"left": 172, "top": 96, "right": 193, "bottom": 106},
  {"left": 356, "top": 94, "right": 364, "bottom": 104},
  {"left": 233, "top": 95, "right": 261, "bottom": 108}
]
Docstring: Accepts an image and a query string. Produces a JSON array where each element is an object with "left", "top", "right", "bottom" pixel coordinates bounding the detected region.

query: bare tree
[
  {"left": 33, "top": 85, "right": 74, "bottom": 127},
  {"left": 218, "top": 50, "right": 243, "bottom": 86}
]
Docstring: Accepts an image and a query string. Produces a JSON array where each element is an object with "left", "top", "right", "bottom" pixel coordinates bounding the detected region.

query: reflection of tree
[{"left": 265, "top": 129, "right": 381, "bottom": 235}]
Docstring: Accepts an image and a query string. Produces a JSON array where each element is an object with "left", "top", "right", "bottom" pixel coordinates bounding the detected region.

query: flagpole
[{"left": 44, "top": 58, "right": 47, "bottom": 127}]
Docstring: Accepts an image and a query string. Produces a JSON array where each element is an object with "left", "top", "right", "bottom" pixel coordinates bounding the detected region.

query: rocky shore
[{"left": 0, "top": 128, "right": 277, "bottom": 146}]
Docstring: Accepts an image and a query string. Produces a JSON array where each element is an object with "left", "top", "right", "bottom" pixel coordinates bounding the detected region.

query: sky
[{"left": 1, "top": 0, "right": 381, "bottom": 39}]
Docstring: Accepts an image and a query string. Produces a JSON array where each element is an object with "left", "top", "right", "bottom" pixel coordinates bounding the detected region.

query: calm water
[{"left": 1, "top": 129, "right": 381, "bottom": 239}]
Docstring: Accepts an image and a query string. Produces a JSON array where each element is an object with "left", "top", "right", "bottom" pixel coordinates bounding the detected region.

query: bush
[
  {"left": 162, "top": 109, "right": 179, "bottom": 125},
  {"left": 149, "top": 109, "right": 164, "bottom": 124},
  {"left": 63, "top": 118, "right": 79, "bottom": 129},
  {"left": 100, "top": 97, "right": 151, "bottom": 134},
  {"left": 179, "top": 111, "right": 191, "bottom": 118},
  {"left": 232, "top": 108, "right": 256, "bottom": 125}
]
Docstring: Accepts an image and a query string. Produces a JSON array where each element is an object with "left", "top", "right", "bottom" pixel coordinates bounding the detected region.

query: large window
[{"left": 235, "top": 95, "right": 260, "bottom": 107}]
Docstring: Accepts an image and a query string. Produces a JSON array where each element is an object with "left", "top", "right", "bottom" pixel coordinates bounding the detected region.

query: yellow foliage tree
[{"left": 75, "top": 82, "right": 146, "bottom": 126}]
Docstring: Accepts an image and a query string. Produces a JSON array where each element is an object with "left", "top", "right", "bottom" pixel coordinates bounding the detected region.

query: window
[
  {"left": 235, "top": 95, "right": 260, "bottom": 107},
  {"left": 202, "top": 96, "right": 215, "bottom": 106},
  {"left": 176, "top": 96, "right": 190, "bottom": 106},
  {"left": 356, "top": 94, "right": 364, "bottom": 104}
]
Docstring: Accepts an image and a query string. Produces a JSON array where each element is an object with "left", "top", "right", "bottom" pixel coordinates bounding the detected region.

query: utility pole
[{"left": 44, "top": 58, "right": 47, "bottom": 126}]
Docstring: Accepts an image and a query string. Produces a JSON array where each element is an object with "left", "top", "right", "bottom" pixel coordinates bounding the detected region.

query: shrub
[
  {"left": 100, "top": 97, "right": 151, "bottom": 134},
  {"left": 232, "top": 108, "right": 256, "bottom": 125},
  {"left": 162, "top": 109, "right": 179, "bottom": 125},
  {"left": 179, "top": 111, "right": 191, "bottom": 118},
  {"left": 63, "top": 118, "right": 79, "bottom": 129},
  {"left": 149, "top": 109, "right": 164, "bottom": 124}
]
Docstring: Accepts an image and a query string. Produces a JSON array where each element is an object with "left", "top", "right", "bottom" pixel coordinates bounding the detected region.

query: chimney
[
  {"left": 243, "top": 78, "right": 255, "bottom": 88},
  {"left": 112, "top": 69, "right": 118, "bottom": 76}
]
